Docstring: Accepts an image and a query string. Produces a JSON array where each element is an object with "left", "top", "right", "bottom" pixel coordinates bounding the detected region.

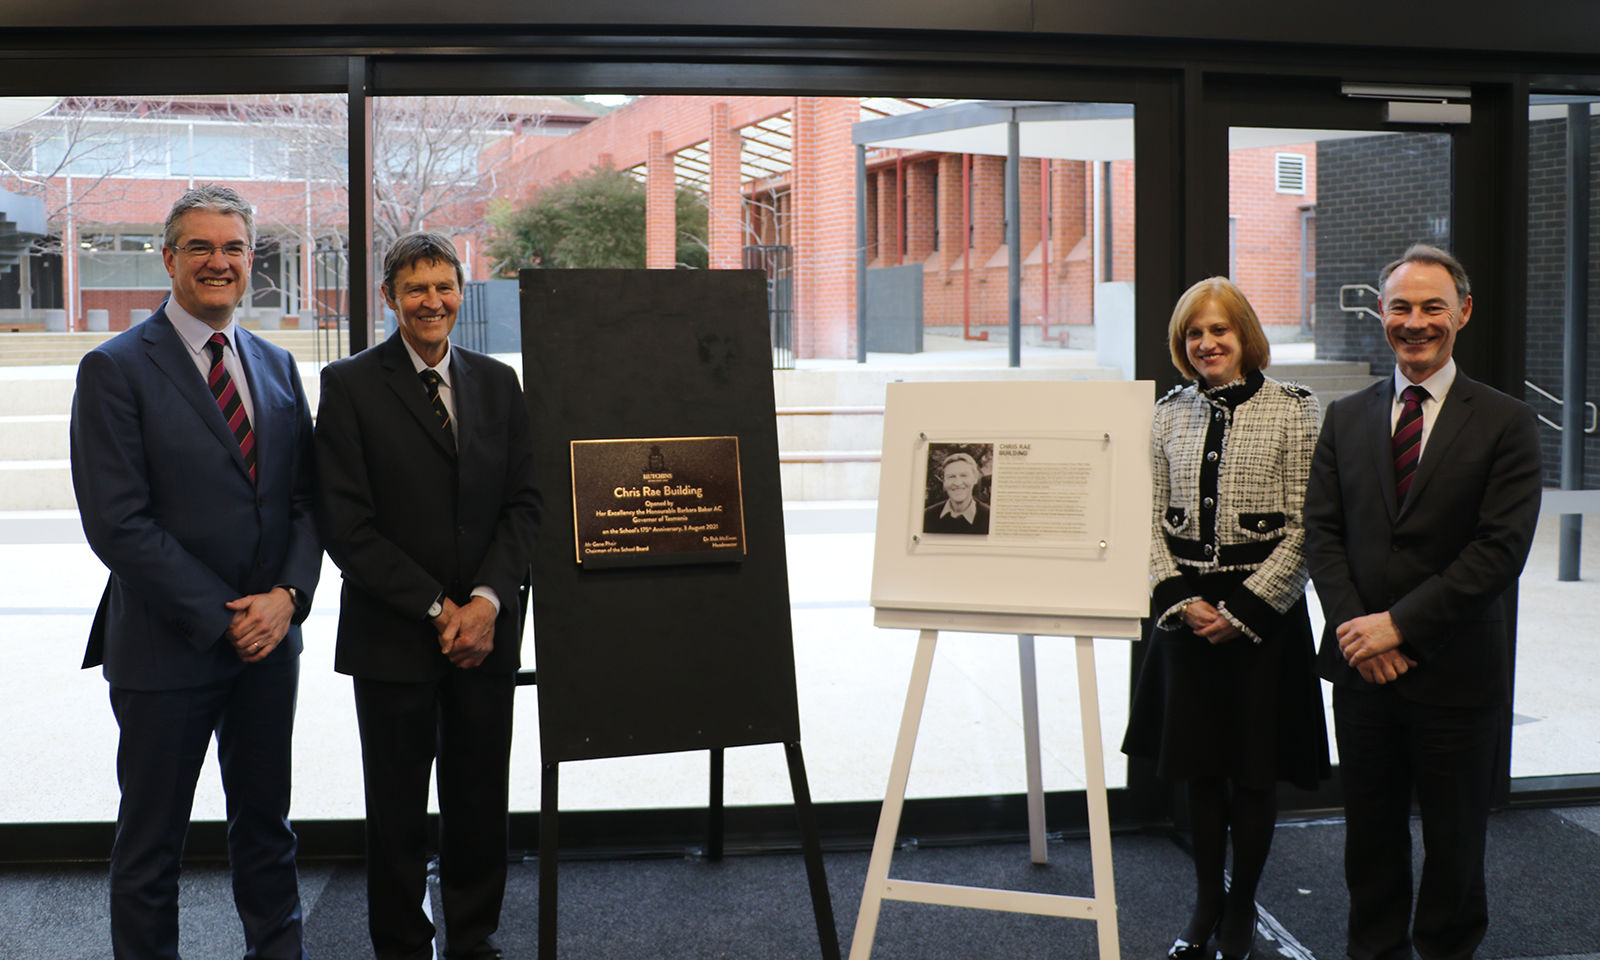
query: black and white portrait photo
[{"left": 922, "top": 443, "right": 993, "bottom": 535}]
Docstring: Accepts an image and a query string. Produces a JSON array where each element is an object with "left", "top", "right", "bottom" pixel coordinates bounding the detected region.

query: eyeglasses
[{"left": 175, "top": 241, "right": 251, "bottom": 260}]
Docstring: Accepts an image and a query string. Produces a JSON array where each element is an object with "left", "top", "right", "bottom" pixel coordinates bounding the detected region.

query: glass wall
[
  {"left": 2, "top": 88, "right": 1151, "bottom": 824},
  {"left": 1515, "top": 95, "right": 1600, "bottom": 780},
  {"left": 360, "top": 92, "right": 1144, "bottom": 811},
  {"left": 0, "top": 93, "right": 350, "bottom": 822}
]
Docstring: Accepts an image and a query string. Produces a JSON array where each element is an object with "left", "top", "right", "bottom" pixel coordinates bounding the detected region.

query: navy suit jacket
[
  {"left": 313, "top": 333, "right": 541, "bottom": 682},
  {"left": 70, "top": 308, "right": 321, "bottom": 691},
  {"left": 1304, "top": 370, "right": 1542, "bottom": 708}
]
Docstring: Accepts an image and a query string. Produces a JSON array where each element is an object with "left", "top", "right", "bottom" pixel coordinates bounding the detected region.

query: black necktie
[
  {"left": 419, "top": 368, "right": 455, "bottom": 450},
  {"left": 1393, "top": 384, "right": 1428, "bottom": 501}
]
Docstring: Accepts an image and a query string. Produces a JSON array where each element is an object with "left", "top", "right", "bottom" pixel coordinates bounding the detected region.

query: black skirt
[{"left": 1121, "top": 574, "right": 1330, "bottom": 791}]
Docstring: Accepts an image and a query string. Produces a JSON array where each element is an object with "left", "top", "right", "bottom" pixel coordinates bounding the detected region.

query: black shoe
[
  {"left": 1166, "top": 937, "right": 1210, "bottom": 960},
  {"left": 1213, "top": 950, "right": 1251, "bottom": 960},
  {"left": 1168, "top": 917, "right": 1220, "bottom": 960}
]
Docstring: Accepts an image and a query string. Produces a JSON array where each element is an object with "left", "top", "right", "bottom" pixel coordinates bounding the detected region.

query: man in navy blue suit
[{"left": 71, "top": 184, "right": 320, "bottom": 960}]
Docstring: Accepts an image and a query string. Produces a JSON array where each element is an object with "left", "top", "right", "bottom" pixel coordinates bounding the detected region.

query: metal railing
[
  {"left": 1337, "top": 282, "right": 1381, "bottom": 321},
  {"left": 311, "top": 244, "right": 348, "bottom": 364},
  {"left": 1524, "top": 379, "right": 1598, "bottom": 434},
  {"left": 458, "top": 280, "right": 490, "bottom": 353},
  {"left": 743, "top": 244, "right": 794, "bottom": 370}
]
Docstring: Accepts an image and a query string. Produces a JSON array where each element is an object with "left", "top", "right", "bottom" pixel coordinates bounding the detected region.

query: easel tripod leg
[
  {"left": 786, "top": 741, "right": 842, "bottom": 960},
  {"left": 539, "top": 761, "right": 559, "bottom": 960},
  {"left": 1017, "top": 633, "right": 1048, "bottom": 864},
  {"left": 708, "top": 746, "right": 725, "bottom": 861},
  {"left": 848, "top": 628, "right": 940, "bottom": 960},
  {"left": 1075, "top": 636, "right": 1121, "bottom": 960}
]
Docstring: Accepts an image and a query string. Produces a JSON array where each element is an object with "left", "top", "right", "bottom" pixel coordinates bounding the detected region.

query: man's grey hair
[
  {"left": 382, "top": 232, "right": 464, "bottom": 294},
  {"left": 1378, "top": 243, "right": 1471, "bottom": 303},
  {"left": 162, "top": 184, "right": 256, "bottom": 249}
]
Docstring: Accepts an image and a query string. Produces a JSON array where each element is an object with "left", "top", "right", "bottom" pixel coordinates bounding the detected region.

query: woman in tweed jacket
[{"left": 1123, "top": 277, "right": 1330, "bottom": 960}]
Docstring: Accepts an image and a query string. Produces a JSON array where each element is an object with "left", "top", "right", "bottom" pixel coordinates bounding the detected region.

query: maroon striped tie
[
  {"left": 206, "top": 332, "right": 257, "bottom": 484},
  {"left": 1392, "top": 384, "right": 1427, "bottom": 501}
]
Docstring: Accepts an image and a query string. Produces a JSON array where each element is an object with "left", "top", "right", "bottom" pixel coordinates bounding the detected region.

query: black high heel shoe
[
  {"left": 1212, "top": 908, "right": 1257, "bottom": 960},
  {"left": 1166, "top": 921, "right": 1219, "bottom": 960},
  {"left": 1165, "top": 936, "right": 1210, "bottom": 960}
]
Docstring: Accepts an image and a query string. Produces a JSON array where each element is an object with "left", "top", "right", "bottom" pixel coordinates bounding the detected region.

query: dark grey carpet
[
  {"left": 5, "top": 806, "right": 1598, "bottom": 959},
  {"left": 1256, "top": 807, "right": 1600, "bottom": 960}
]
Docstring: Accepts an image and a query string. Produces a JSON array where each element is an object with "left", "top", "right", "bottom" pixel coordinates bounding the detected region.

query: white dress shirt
[
  {"left": 398, "top": 336, "right": 499, "bottom": 614},
  {"left": 1391, "top": 358, "right": 1457, "bottom": 461},
  {"left": 167, "top": 299, "right": 256, "bottom": 428}
]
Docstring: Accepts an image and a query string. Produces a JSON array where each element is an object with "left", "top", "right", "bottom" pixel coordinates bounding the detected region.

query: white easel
[
  {"left": 858, "top": 379, "right": 1154, "bottom": 960},
  {"left": 848, "top": 610, "right": 1140, "bottom": 960}
]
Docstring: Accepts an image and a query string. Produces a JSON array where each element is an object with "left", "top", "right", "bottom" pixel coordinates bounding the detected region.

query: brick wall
[
  {"left": 82, "top": 289, "right": 167, "bottom": 329},
  {"left": 1313, "top": 132, "right": 1452, "bottom": 366},
  {"left": 1230, "top": 143, "right": 1316, "bottom": 332},
  {"left": 1526, "top": 114, "right": 1600, "bottom": 488}
]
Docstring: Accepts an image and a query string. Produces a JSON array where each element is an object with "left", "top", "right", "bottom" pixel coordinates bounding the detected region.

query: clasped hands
[
  {"left": 224, "top": 587, "right": 295, "bottom": 663},
  {"left": 431, "top": 596, "right": 496, "bottom": 669},
  {"left": 1335, "top": 611, "right": 1418, "bottom": 685},
  {"left": 1181, "top": 600, "right": 1244, "bottom": 644}
]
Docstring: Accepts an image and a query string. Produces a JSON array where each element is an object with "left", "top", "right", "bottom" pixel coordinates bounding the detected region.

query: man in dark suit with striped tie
[
  {"left": 1305, "top": 245, "right": 1542, "bottom": 960},
  {"left": 314, "top": 232, "right": 541, "bottom": 960},
  {"left": 70, "top": 184, "right": 320, "bottom": 959}
]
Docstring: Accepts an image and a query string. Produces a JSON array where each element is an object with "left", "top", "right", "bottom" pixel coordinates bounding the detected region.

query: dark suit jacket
[
  {"left": 314, "top": 333, "right": 541, "bottom": 682},
  {"left": 1303, "top": 370, "right": 1542, "bottom": 708},
  {"left": 70, "top": 308, "right": 320, "bottom": 691}
]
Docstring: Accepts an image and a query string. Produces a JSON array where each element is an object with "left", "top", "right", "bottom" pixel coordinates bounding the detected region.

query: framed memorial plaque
[{"left": 570, "top": 435, "right": 747, "bottom": 568}]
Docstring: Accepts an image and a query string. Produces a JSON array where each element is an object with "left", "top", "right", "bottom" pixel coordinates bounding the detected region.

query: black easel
[
  {"left": 520, "top": 270, "right": 839, "bottom": 959},
  {"left": 536, "top": 745, "right": 839, "bottom": 960}
]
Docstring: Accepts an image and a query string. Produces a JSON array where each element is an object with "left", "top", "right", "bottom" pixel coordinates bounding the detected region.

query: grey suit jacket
[{"left": 1303, "top": 370, "right": 1542, "bottom": 707}]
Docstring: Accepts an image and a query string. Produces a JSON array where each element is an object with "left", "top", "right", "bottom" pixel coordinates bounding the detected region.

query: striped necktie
[
  {"left": 1392, "top": 384, "right": 1428, "bottom": 502},
  {"left": 206, "top": 332, "right": 256, "bottom": 484},
  {"left": 419, "top": 368, "right": 455, "bottom": 450}
]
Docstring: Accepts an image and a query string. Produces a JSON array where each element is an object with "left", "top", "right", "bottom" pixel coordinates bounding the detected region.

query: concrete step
[
  {"left": 0, "top": 375, "right": 76, "bottom": 415},
  {"left": 779, "top": 459, "right": 882, "bottom": 501},
  {"left": 0, "top": 415, "right": 68, "bottom": 460},
  {"left": 775, "top": 408, "right": 884, "bottom": 452},
  {"left": 772, "top": 363, "right": 1120, "bottom": 407},
  {"left": 0, "top": 460, "right": 73, "bottom": 510},
  {"left": 0, "top": 329, "right": 331, "bottom": 367}
]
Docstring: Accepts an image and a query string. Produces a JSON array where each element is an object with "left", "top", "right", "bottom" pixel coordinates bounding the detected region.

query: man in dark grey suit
[
  {"left": 1304, "top": 244, "right": 1542, "bottom": 960},
  {"left": 71, "top": 184, "right": 320, "bottom": 959},
  {"left": 315, "top": 232, "right": 541, "bottom": 960}
]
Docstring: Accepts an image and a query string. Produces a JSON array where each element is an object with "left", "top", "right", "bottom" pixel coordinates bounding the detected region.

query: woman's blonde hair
[{"left": 1166, "top": 276, "right": 1271, "bottom": 381}]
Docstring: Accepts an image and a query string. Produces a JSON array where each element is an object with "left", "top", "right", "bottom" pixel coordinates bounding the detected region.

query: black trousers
[
  {"left": 109, "top": 657, "right": 304, "bottom": 960},
  {"left": 1333, "top": 684, "right": 1501, "bottom": 960},
  {"left": 354, "top": 669, "right": 515, "bottom": 960}
]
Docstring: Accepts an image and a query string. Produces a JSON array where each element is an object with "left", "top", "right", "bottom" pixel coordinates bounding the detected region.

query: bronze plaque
[{"left": 570, "top": 436, "right": 747, "bottom": 568}]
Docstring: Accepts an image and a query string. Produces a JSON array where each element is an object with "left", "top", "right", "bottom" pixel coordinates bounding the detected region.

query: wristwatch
[{"left": 427, "top": 596, "right": 444, "bottom": 619}]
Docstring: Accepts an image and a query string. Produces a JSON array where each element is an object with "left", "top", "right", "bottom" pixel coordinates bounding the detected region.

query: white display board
[{"left": 870, "top": 379, "right": 1155, "bottom": 625}]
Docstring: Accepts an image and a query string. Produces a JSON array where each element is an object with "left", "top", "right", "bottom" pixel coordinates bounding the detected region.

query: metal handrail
[
  {"left": 1338, "top": 283, "right": 1381, "bottom": 321},
  {"left": 1524, "top": 379, "right": 1598, "bottom": 434}
]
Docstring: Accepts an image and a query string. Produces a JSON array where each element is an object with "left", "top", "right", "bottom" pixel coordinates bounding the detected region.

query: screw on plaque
[{"left": 1099, "top": 540, "right": 1108, "bottom": 550}]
